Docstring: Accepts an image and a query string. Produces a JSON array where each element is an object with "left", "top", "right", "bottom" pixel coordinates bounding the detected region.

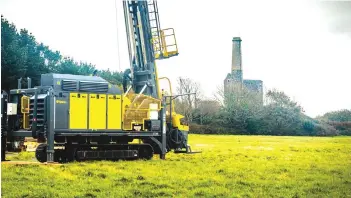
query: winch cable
[{"left": 115, "top": 0, "right": 121, "bottom": 71}]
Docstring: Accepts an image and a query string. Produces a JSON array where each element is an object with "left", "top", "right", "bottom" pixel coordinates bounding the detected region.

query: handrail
[
  {"left": 126, "top": 84, "right": 148, "bottom": 115},
  {"left": 159, "top": 77, "right": 175, "bottom": 113},
  {"left": 124, "top": 85, "right": 133, "bottom": 97}
]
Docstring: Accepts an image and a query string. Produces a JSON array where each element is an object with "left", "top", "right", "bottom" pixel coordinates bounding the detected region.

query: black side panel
[
  {"left": 55, "top": 92, "right": 69, "bottom": 129},
  {"left": 1, "top": 91, "right": 8, "bottom": 127},
  {"left": 79, "top": 81, "right": 109, "bottom": 93},
  {"left": 62, "top": 80, "right": 77, "bottom": 91}
]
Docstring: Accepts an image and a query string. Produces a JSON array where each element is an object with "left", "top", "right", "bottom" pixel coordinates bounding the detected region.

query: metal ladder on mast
[{"left": 147, "top": 0, "right": 179, "bottom": 60}]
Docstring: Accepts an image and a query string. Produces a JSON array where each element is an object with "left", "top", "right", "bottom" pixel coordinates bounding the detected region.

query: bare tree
[
  {"left": 195, "top": 100, "right": 221, "bottom": 125},
  {"left": 175, "top": 77, "right": 203, "bottom": 122},
  {"left": 214, "top": 84, "right": 262, "bottom": 111},
  {"left": 213, "top": 83, "right": 264, "bottom": 129},
  {"left": 213, "top": 84, "right": 225, "bottom": 106}
]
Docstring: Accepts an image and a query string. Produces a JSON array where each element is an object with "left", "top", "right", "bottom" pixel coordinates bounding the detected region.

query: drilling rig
[{"left": 1, "top": 0, "right": 193, "bottom": 163}]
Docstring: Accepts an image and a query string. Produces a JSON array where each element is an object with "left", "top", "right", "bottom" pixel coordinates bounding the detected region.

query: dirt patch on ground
[{"left": 1, "top": 161, "right": 61, "bottom": 165}]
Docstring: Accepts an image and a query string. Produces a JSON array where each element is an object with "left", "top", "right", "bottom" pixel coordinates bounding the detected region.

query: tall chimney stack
[{"left": 231, "top": 37, "right": 242, "bottom": 83}]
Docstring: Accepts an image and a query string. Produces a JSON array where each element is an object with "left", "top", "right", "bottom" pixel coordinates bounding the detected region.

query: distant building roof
[{"left": 232, "top": 37, "right": 242, "bottom": 42}]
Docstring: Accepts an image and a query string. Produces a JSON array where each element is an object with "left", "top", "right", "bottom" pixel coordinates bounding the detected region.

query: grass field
[{"left": 1, "top": 135, "right": 351, "bottom": 198}]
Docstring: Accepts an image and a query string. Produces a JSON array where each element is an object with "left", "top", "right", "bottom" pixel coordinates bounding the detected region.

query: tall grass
[{"left": 2, "top": 135, "right": 351, "bottom": 198}]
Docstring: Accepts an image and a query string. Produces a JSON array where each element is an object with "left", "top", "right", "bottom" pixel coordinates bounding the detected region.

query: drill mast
[{"left": 123, "top": 0, "right": 178, "bottom": 98}]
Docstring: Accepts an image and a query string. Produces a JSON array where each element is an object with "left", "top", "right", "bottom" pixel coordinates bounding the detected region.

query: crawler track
[{"left": 35, "top": 143, "right": 154, "bottom": 163}]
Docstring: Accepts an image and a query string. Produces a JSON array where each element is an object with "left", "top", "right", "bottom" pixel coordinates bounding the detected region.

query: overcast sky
[{"left": 1, "top": 0, "right": 351, "bottom": 117}]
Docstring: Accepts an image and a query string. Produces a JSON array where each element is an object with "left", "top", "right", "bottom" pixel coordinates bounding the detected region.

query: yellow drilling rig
[{"left": 1, "top": 0, "right": 198, "bottom": 163}]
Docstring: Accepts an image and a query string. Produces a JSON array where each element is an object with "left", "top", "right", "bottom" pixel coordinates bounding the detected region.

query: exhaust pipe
[
  {"left": 17, "top": 78, "right": 22, "bottom": 89},
  {"left": 27, "top": 77, "right": 31, "bottom": 88}
]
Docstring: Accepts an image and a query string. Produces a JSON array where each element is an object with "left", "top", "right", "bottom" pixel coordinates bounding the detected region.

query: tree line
[
  {"left": 2, "top": 16, "right": 350, "bottom": 136},
  {"left": 174, "top": 76, "right": 351, "bottom": 136},
  {"left": 1, "top": 16, "right": 122, "bottom": 92}
]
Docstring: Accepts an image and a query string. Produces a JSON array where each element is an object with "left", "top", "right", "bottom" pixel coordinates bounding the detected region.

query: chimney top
[{"left": 232, "top": 37, "right": 242, "bottom": 42}]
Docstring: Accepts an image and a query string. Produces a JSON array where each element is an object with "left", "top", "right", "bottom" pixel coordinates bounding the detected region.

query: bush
[
  {"left": 319, "top": 109, "right": 351, "bottom": 122},
  {"left": 189, "top": 124, "right": 242, "bottom": 135},
  {"left": 327, "top": 121, "right": 351, "bottom": 136},
  {"left": 314, "top": 122, "right": 339, "bottom": 136}
]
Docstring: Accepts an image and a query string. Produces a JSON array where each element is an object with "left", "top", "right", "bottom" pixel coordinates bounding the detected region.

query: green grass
[{"left": 2, "top": 135, "right": 351, "bottom": 198}]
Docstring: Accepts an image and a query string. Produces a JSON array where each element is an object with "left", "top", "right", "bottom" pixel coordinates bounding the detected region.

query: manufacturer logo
[{"left": 56, "top": 100, "right": 66, "bottom": 104}]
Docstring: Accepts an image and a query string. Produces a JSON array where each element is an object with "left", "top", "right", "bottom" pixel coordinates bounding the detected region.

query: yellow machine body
[
  {"left": 122, "top": 93, "right": 161, "bottom": 131},
  {"left": 172, "top": 113, "right": 189, "bottom": 131},
  {"left": 68, "top": 92, "right": 124, "bottom": 130},
  {"left": 69, "top": 93, "right": 88, "bottom": 129},
  {"left": 107, "top": 94, "right": 122, "bottom": 129},
  {"left": 159, "top": 77, "right": 189, "bottom": 132},
  {"left": 89, "top": 94, "right": 107, "bottom": 129}
]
